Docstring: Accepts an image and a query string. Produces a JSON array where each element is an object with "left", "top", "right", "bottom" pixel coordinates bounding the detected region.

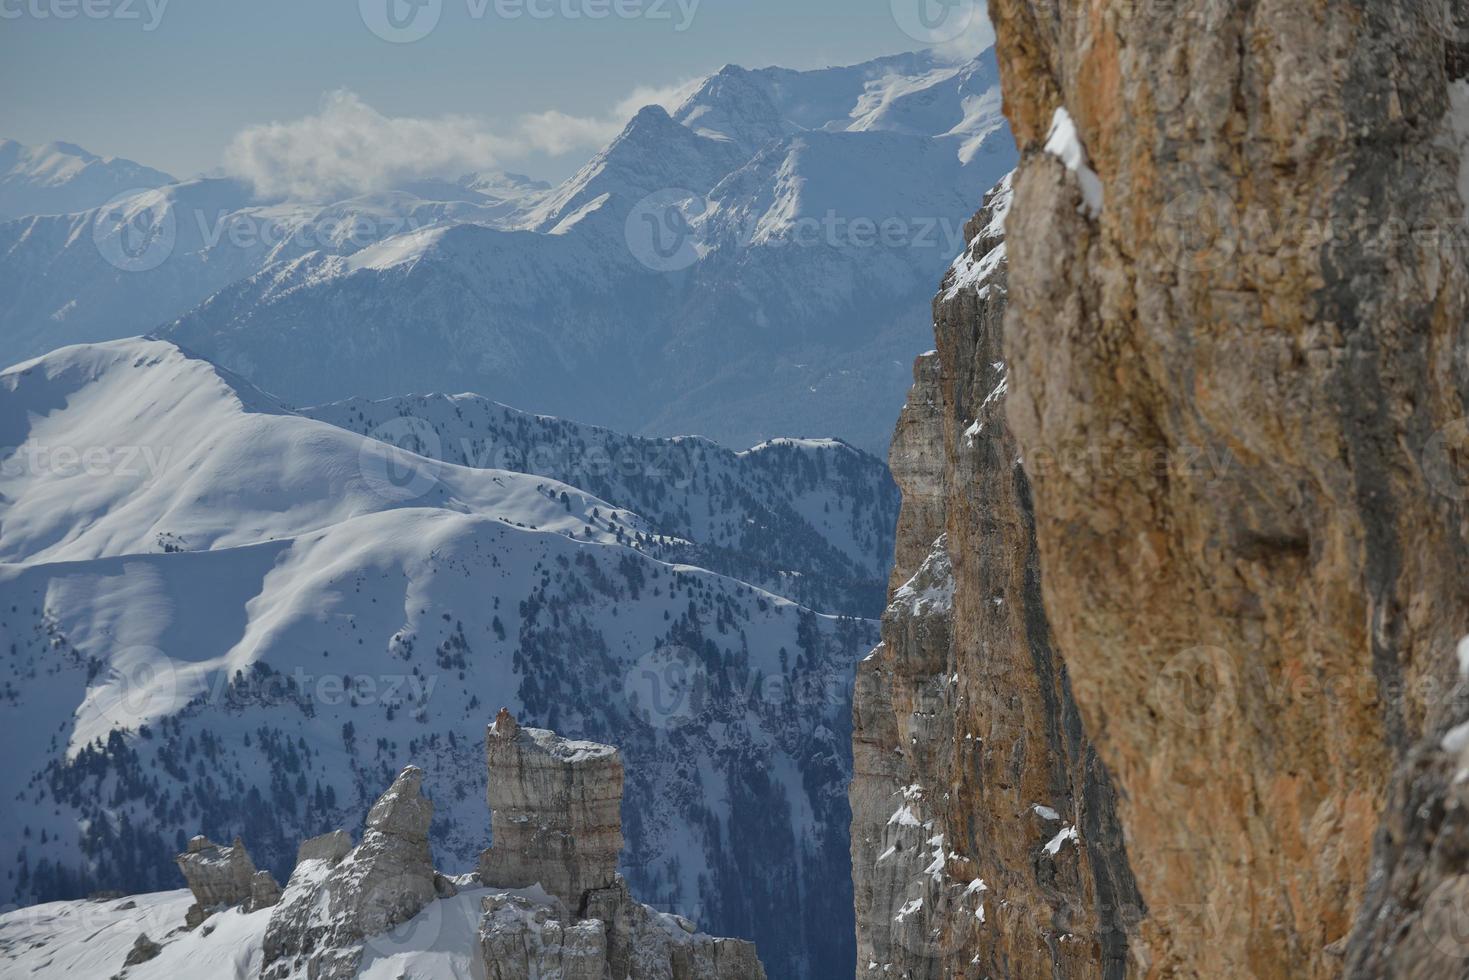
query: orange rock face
[{"left": 985, "top": 1, "right": 1469, "bottom": 976}]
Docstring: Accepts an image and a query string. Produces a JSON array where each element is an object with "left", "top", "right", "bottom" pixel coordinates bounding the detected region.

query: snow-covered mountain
[
  {"left": 0, "top": 139, "right": 175, "bottom": 221},
  {"left": 0, "top": 173, "right": 550, "bottom": 364},
  {"left": 672, "top": 49, "right": 1005, "bottom": 162},
  {"left": 0, "top": 48, "right": 1015, "bottom": 452},
  {"left": 307, "top": 392, "right": 897, "bottom": 617},
  {"left": 0, "top": 339, "right": 874, "bottom": 980},
  {"left": 166, "top": 49, "right": 1015, "bottom": 452}
]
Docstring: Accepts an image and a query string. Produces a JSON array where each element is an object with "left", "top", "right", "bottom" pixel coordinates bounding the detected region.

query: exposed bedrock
[
  {"left": 479, "top": 707, "right": 624, "bottom": 913},
  {"left": 260, "top": 765, "right": 442, "bottom": 980},
  {"left": 237, "top": 713, "right": 764, "bottom": 979},
  {"left": 851, "top": 180, "right": 1141, "bottom": 978},
  {"left": 478, "top": 710, "right": 767, "bottom": 980},
  {"left": 174, "top": 835, "right": 279, "bottom": 928},
  {"left": 985, "top": 0, "right": 1469, "bottom": 976}
]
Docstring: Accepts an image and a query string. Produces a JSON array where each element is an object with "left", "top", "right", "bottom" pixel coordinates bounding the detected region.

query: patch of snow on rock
[
  {"left": 1044, "top": 107, "right": 1104, "bottom": 218},
  {"left": 1043, "top": 825, "right": 1079, "bottom": 857}
]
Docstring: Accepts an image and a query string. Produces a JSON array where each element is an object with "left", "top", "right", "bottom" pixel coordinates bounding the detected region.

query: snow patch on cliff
[
  {"left": 1043, "top": 826, "right": 1079, "bottom": 857},
  {"left": 892, "top": 538, "right": 954, "bottom": 616},
  {"left": 1044, "top": 108, "right": 1104, "bottom": 217},
  {"left": 945, "top": 239, "right": 1006, "bottom": 301}
]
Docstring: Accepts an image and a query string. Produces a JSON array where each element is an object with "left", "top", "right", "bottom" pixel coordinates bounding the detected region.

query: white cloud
[
  {"left": 612, "top": 77, "right": 707, "bottom": 119},
  {"left": 224, "top": 78, "right": 708, "bottom": 201},
  {"left": 224, "top": 90, "right": 507, "bottom": 201},
  {"left": 514, "top": 110, "right": 625, "bottom": 158},
  {"left": 515, "top": 76, "right": 704, "bottom": 156}
]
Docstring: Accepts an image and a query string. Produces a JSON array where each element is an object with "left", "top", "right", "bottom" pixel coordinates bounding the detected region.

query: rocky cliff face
[
  {"left": 479, "top": 708, "right": 625, "bottom": 911},
  {"left": 851, "top": 179, "right": 1141, "bottom": 978},
  {"left": 976, "top": 0, "right": 1469, "bottom": 977}
]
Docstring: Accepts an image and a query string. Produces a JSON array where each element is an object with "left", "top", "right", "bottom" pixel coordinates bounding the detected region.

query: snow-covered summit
[
  {"left": 671, "top": 47, "right": 1006, "bottom": 162},
  {"left": 518, "top": 104, "right": 749, "bottom": 235},
  {"left": 0, "top": 138, "right": 175, "bottom": 221},
  {"left": 0, "top": 339, "right": 643, "bottom": 566}
]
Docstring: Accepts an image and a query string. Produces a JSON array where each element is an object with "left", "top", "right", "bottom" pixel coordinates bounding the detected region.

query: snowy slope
[
  {"left": 306, "top": 392, "right": 898, "bottom": 616},
  {"left": 0, "top": 339, "right": 871, "bottom": 980},
  {"left": 0, "top": 340, "right": 645, "bottom": 565},
  {"left": 0, "top": 890, "right": 268, "bottom": 978},
  {"left": 0, "top": 886, "right": 504, "bottom": 980},
  {"left": 0, "top": 139, "right": 175, "bottom": 221}
]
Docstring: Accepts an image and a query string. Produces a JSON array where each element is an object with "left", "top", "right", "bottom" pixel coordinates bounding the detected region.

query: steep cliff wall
[
  {"left": 851, "top": 179, "right": 1141, "bottom": 978},
  {"left": 983, "top": 1, "right": 1469, "bottom": 976}
]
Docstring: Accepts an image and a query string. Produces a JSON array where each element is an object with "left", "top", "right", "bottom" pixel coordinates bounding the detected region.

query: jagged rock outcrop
[
  {"left": 295, "top": 830, "right": 352, "bottom": 867},
  {"left": 261, "top": 766, "right": 439, "bottom": 979},
  {"left": 478, "top": 711, "right": 767, "bottom": 979},
  {"left": 851, "top": 179, "right": 1141, "bottom": 978},
  {"left": 480, "top": 879, "right": 762, "bottom": 980},
  {"left": 479, "top": 708, "right": 624, "bottom": 912},
  {"left": 174, "top": 835, "right": 279, "bottom": 928},
  {"left": 480, "top": 892, "right": 609, "bottom": 980},
  {"left": 982, "top": 1, "right": 1469, "bottom": 976},
  {"left": 242, "top": 715, "right": 764, "bottom": 979},
  {"left": 121, "top": 933, "right": 161, "bottom": 967},
  {"left": 581, "top": 876, "right": 765, "bottom": 980},
  {"left": 250, "top": 870, "right": 283, "bottom": 910}
]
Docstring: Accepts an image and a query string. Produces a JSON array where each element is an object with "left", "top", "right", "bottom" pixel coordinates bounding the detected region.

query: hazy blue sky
[{"left": 0, "top": 0, "right": 994, "bottom": 185}]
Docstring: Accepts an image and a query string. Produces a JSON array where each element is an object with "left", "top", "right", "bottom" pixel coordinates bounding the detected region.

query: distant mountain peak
[
  {"left": 38, "top": 140, "right": 96, "bottom": 160},
  {"left": 0, "top": 137, "right": 174, "bottom": 220},
  {"left": 670, "top": 47, "right": 999, "bottom": 158},
  {"left": 521, "top": 98, "right": 747, "bottom": 233},
  {"left": 628, "top": 102, "right": 676, "bottom": 125}
]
